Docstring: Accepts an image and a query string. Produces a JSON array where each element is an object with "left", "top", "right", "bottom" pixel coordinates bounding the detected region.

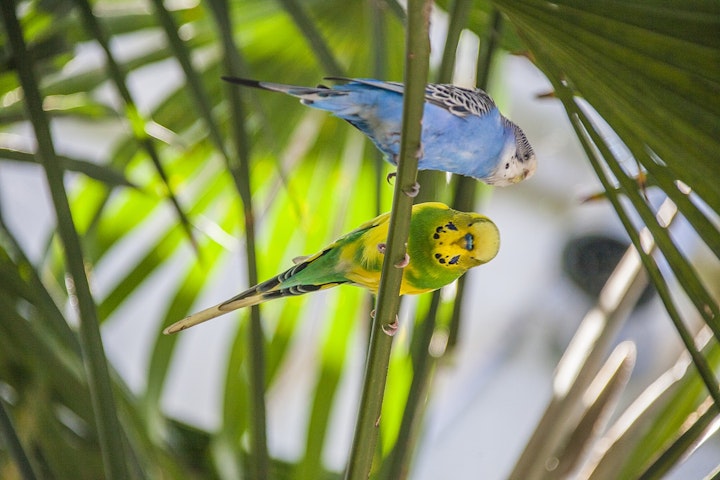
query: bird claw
[
  {"left": 387, "top": 172, "right": 419, "bottom": 197},
  {"left": 394, "top": 252, "right": 410, "bottom": 268},
  {"left": 382, "top": 316, "right": 400, "bottom": 336},
  {"left": 377, "top": 243, "right": 386, "bottom": 254},
  {"left": 403, "top": 181, "right": 420, "bottom": 197}
]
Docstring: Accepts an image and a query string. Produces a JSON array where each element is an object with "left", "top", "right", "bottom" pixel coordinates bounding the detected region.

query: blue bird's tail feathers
[
  {"left": 222, "top": 76, "right": 347, "bottom": 102},
  {"left": 221, "top": 76, "right": 384, "bottom": 140},
  {"left": 221, "top": 76, "right": 385, "bottom": 121}
]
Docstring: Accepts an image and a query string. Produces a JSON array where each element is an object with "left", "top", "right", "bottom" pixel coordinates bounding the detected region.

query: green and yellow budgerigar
[{"left": 163, "top": 202, "right": 500, "bottom": 334}]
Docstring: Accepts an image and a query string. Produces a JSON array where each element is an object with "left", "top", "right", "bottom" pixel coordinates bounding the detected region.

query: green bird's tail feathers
[{"left": 163, "top": 256, "right": 345, "bottom": 334}]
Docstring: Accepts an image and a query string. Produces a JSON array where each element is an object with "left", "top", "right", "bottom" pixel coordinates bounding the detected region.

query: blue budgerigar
[{"left": 222, "top": 76, "right": 536, "bottom": 186}]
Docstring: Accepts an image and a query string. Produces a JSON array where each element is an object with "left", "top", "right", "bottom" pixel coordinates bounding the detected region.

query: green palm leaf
[{"left": 489, "top": 0, "right": 720, "bottom": 392}]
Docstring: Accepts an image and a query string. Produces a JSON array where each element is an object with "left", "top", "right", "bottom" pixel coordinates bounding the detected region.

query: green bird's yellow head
[{"left": 402, "top": 202, "right": 500, "bottom": 294}]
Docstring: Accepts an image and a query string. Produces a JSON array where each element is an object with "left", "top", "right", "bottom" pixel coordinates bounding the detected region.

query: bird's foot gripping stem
[
  {"left": 382, "top": 316, "right": 400, "bottom": 336},
  {"left": 403, "top": 182, "right": 420, "bottom": 197},
  {"left": 394, "top": 252, "right": 410, "bottom": 268},
  {"left": 386, "top": 171, "right": 420, "bottom": 197}
]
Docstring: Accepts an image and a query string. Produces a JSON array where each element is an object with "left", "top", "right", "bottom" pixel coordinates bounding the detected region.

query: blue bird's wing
[{"left": 324, "top": 77, "right": 497, "bottom": 118}]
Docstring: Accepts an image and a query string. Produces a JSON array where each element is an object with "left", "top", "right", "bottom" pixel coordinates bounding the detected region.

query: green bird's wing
[
  {"left": 164, "top": 210, "right": 391, "bottom": 334},
  {"left": 164, "top": 204, "right": 499, "bottom": 334}
]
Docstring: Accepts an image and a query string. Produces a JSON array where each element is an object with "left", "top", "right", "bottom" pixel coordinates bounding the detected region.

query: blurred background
[{"left": 1, "top": 1, "right": 719, "bottom": 479}]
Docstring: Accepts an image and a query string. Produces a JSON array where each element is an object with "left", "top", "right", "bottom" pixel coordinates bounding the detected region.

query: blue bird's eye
[{"left": 464, "top": 233, "right": 474, "bottom": 251}]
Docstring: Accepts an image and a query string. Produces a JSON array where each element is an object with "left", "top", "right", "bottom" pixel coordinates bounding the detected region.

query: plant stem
[
  {"left": 382, "top": 2, "right": 479, "bottom": 477},
  {"left": 276, "top": 0, "right": 345, "bottom": 77},
  {"left": 344, "top": 1, "right": 432, "bottom": 478},
  {"left": 371, "top": 0, "right": 388, "bottom": 215},
  {"left": 638, "top": 399, "right": 719, "bottom": 480},
  {"left": 382, "top": 293, "right": 441, "bottom": 480},
  {"left": 0, "top": 3, "right": 130, "bottom": 479},
  {"left": 437, "top": 0, "right": 473, "bottom": 83},
  {"left": 148, "top": 0, "right": 229, "bottom": 160},
  {"left": 73, "top": 0, "right": 197, "bottom": 252},
  {"left": 448, "top": 9, "right": 502, "bottom": 350},
  {"left": 0, "top": 399, "right": 38, "bottom": 480},
  {"left": 208, "top": 0, "right": 269, "bottom": 477}
]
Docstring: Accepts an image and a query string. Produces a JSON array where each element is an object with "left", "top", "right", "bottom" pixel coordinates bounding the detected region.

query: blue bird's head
[{"left": 490, "top": 119, "right": 537, "bottom": 186}]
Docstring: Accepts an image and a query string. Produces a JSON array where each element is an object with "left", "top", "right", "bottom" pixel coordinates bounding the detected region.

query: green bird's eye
[{"left": 464, "top": 233, "right": 474, "bottom": 251}]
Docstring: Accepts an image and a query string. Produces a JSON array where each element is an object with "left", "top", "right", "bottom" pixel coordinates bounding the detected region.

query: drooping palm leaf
[
  {"left": 487, "top": 0, "right": 719, "bottom": 300},
  {"left": 487, "top": 0, "right": 720, "bottom": 400}
]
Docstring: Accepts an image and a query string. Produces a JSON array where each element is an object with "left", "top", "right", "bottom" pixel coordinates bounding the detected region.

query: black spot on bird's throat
[
  {"left": 446, "top": 222, "right": 458, "bottom": 231},
  {"left": 448, "top": 255, "right": 460, "bottom": 265},
  {"left": 433, "top": 233, "right": 440, "bottom": 239}
]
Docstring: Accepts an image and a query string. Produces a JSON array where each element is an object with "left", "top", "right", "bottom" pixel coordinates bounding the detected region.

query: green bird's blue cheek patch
[{"left": 464, "top": 233, "right": 474, "bottom": 251}]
